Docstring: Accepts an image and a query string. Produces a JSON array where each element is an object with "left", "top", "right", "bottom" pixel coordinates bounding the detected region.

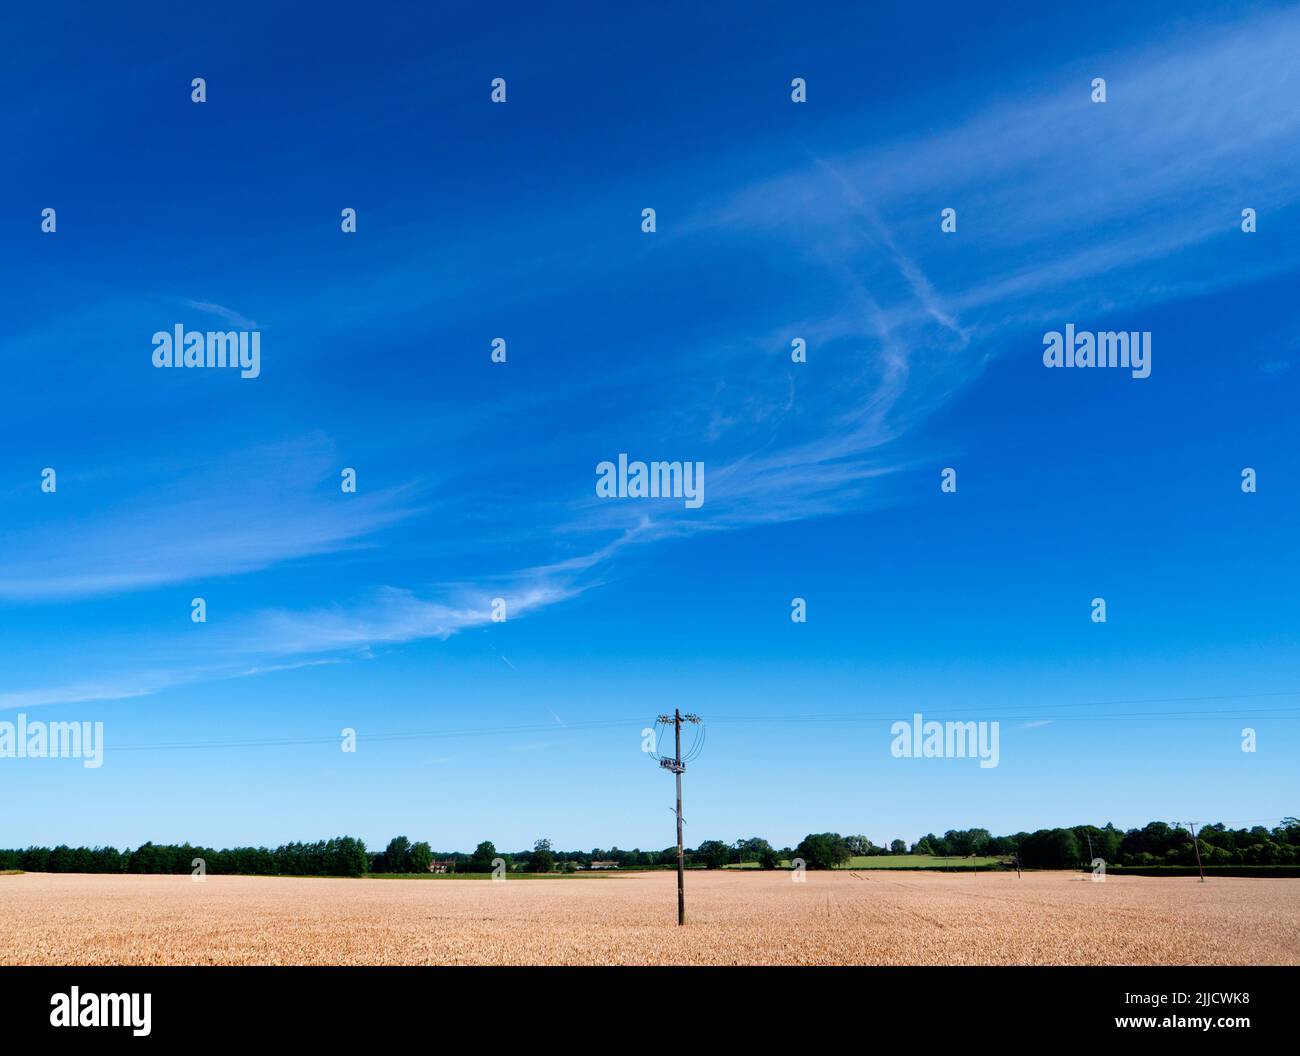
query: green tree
[
  {"left": 735, "top": 837, "right": 775, "bottom": 864},
  {"left": 1121, "top": 821, "right": 1177, "bottom": 860},
  {"left": 1073, "top": 824, "right": 1121, "bottom": 864},
  {"left": 323, "top": 836, "right": 370, "bottom": 877},
  {"left": 466, "top": 840, "right": 498, "bottom": 873},
  {"left": 694, "top": 840, "right": 731, "bottom": 869},
  {"left": 530, "top": 838, "right": 556, "bottom": 873},
  {"left": 1019, "top": 828, "right": 1082, "bottom": 868},
  {"left": 889, "top": 839, "right": 907, "bottom": 854},
  {"left": 408, "top": 841, "right": 433, "bottom": 873},
  {"left": 794, "top": 833, "right": 851, "bottom": 870},
  {"left": 384, "top": 836, "right": 412, "bottom": 873},
  {"left": 845, "top": 835, "right": 873, "bottom": 856}
]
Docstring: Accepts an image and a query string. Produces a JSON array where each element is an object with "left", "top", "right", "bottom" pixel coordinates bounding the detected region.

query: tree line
[
  {"left": 3, "top": 818, "right": 1295, "bottom": 876},
  {"left": 0, "top": 837, "right": 370, "bottom": 877},
  {"left": 906, "top": 818, "right": 1300, "bottom": 869}
]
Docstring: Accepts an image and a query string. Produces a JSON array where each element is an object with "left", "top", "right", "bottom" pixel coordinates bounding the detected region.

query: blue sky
[{"left": 2, "top": 0, "right": 1297, "bottom": 852}]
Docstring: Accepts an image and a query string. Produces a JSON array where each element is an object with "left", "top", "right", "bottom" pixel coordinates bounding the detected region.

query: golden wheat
[{"left": 1, "top": 869, "right": 1296, "bottom": 966}]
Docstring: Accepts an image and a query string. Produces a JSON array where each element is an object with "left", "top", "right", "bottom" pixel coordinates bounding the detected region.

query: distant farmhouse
[
  {"left": 426, "top": 860, "right": 455, "bottom": 874},
  {"left": 588, "top": 860, "right": 619, "bottom": 871}
]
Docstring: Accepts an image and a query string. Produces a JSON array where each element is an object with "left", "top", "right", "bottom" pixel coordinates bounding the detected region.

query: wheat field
[{"left": 2, "top": 869, "right": 1297, "bottom": 965}]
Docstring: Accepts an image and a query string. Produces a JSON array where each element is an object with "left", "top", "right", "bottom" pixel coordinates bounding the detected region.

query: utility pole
[
  {"left": 1185, "top": 822, "right": 1205, "bottom": 882},
  {"left": 656, "top": 709, "right": 701, "bottom": 925}
]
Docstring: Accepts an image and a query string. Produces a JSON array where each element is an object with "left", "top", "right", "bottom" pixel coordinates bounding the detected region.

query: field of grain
[{"left": 2, "top": 870, "right": 1297, "bottom": 965}]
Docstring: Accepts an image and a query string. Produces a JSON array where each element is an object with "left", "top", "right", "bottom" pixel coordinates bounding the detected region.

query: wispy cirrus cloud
[
  {"left": 182, "top": 299, "right": 259, "bottom": 330},
  {"left": 1, "top": 552, "right": 597, "bottom": 710},
  {"left": 240, "top": 580, "right": 582, "bottom": 658},
  {"left": 561, "top": 5, "right": 1300, "bottom": 542},
  {"left": 0, "top": 438, "right": 420, "bottom": 602},
  {"left": 705, "top": 5, "right": 1300, "bottom": 322},
  {"left": 8, "top": 8, "right": 1297, "bottom": 714},
  {"left": 0, "top": 658, "right": 345, "bottom": 711}
]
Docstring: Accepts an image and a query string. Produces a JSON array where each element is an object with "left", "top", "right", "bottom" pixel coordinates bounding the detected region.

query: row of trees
[
  {"left": 908, "top": 819, "right": 1300, "bottom": 868},
  {"left": 0, "top": 837, "right": 691, "bottom": 877},
  {"left": 0, "top": 838, "right": 369, "bottom": 877},
  {"left": 367, "top": 838, "right": 688, "bottom": 873},
  {"left": 369, "top": 836, "right": 434, "bottom": 873},
  {"left": 5, "top": 819, "right": 1296, "bottom": 876},
  {"left": 574, "top": 819, "right": 1300, "bottom": 871}
]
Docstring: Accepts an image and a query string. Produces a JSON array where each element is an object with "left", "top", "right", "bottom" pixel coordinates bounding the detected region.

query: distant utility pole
[
  {"left": 656, "top": 709, "right": 701, "bottom": 925},
  {"left": 1184, "top": 822, "right": 1206, "bottom": 882}
]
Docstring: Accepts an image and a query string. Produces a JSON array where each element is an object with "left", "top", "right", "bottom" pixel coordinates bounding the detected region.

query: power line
[
  {"left": 90, "top": 687, "right": 1300, "bottom": 754},
  {"left": 681, "top": 717, "right": 706, "bottom": 763},
  {"left": 707, "top": 688, "right": 1300, "bottom": 724},
  {"left": 110, "top": 716, "right": 643, "bottom": 752},
  {"left": 708, "top": 705, "right": 1300, "bottom": 724}
]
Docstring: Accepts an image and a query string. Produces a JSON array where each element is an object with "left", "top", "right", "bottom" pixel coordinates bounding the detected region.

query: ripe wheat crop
[{"left": 2, "top": 869, "right": 1296, "bottom": 965}]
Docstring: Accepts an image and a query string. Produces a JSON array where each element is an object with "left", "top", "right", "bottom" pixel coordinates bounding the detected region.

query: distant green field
[{"left": 723, "top": 855, "right": 1005, "bottom": 871}]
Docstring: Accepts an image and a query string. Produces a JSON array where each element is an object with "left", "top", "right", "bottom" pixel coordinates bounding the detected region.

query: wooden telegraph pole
[
  {"left": 657, "top": 709, "right": 701, "bottom": 925},
  {"left": 1185, "top": 821, "right": 1206, "bottom": 882},
  {"left": 674, "top": 711, "right": 684, "bottom": 925}
]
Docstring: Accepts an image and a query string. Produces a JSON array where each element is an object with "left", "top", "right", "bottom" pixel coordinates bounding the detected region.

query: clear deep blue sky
[{"left": 2, "top": 1, "right": 1297, "bottom": 852}]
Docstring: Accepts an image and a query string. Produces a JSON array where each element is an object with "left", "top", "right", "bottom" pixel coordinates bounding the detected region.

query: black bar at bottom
[{"left": 0, "top": 965, "right": 1290, "bottom": 1042}]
